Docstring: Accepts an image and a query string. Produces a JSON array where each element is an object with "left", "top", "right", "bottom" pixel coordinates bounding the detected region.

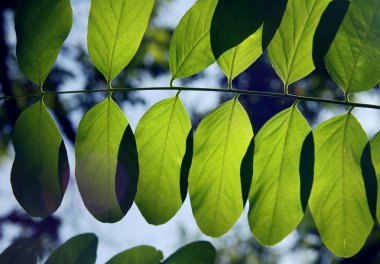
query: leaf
[
  {"left": 217, "top": 27, "right": 263, "bottom": 83},
  {"left": 106, "top": 246, "right": 163, "bottom": 264},
  {"left": 188, "top": 98, "right": 253, "bottom": 237},
  {"left": 268, "top": 0, "right": 331, "bottom": 85},
  {"left": 169, "top": 0, "right": 218, "bottom": 80},
  {"left": 370, "top": 132, "right": 380, "bottom": 224},
  {"left": 248, "top": 105, "right": 312, "bottom": 246},
  {"left": 45, "top": 233, "right": 98, "bottom": 264},
  {"left": 0, "top": 238, "right": 38, "bottom": 264},
  {"left": 210, "top": 0, "right": 266, "bottom": 60},
  {"left": 75, "top": 98, "right": 138, "bottom": 223},
  {"left": 309, "top": 113, "right": 374, "bottom": 257},
  {"left": 11, "top": 102, "right": 70, "bottom": 217},
  {"left": 87, "top": 0, "right": 154, "bottom": 82},
  {"left": 135, "top": 96, "right": 192, "bottom": 225},
  {"left": 163, "top": 241, "right": 216, "bottom": 264},
  {"left": 325, "top": 0, "right": 380, "bottom": 94},
  {"left": 15, "top": 0, "right": 72, "bottom": 87}
]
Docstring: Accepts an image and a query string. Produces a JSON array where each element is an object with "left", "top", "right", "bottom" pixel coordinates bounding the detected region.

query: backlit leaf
[
  {"left": 189, "top": 98, "right": 253, "bottom": 237},
  {"left": 106, "top": 246, "right": 163, "bottom": 264},
  {"left": 135, "top": 96, "right": 192, "bottom": 225},
  {"left": 11, "top": 102, "right": 69, "bottom": 217},
  {"left": 45, "top": 233, "right": 98, "bottom": 264},
  {"left": 15, "top": 0, "right": 72, "bottom": 87},
  {"left": 169, "top": 0, "right": 218, "bottom": 80},
  {"left": 163, "top": 241, "right": 216, "bottom": 264},
  {"left": 87, "top": 0, "right": 154, "bottom": 82},
  {"left": 325, "top": 0, "right": 380, "bottom": 94},
  {"left": 248, "top": 105, "right": 313, "bottom": 245},
  {"left": 75, "top": 98, "right": 138, "bottom": 223},
  {"left": 268, "top": 0, "right": 330, "bottom": 85},
  {"left": 370, "top": 131, "right": 380, "bottom": 224},
  {"left": 309, "top": 113, "right": 374, "bottom": 257}
]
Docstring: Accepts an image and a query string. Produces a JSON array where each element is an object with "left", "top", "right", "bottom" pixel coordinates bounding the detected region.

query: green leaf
[
  {"left": 248, "top": 105, "right": 312, "bottom": 246},
  {"left": 135, "top": 96, "right": 192, "bottom": 225},
  {"left": 309, "top": 113, "right": 374, "bottom": 257},
  {"left": 217, "top": 27, "right": 263, "bottom": 83},
  {"left": 210, "top": 0, "right": 266, "bottom": 60},
  {"left": 268, "top": 0, "right": 331, "bottom": 85},
  {"left": 163, "top": 241, "right": 216, "bottom": 264},
  {"left": 45, "top": 233, "right": 98, "bottom": 264},
  {"left": 169, "top": 0, "right": 218, "bottom": 80},
  {"left": 87, "top": 0, "right": 154, "bottom": 82},
  {"left": 11, "top": 102, "right": 69, "bottom": 217},
  {"left": 325, "top": 0, "right": 380, "bottom": 94},
  {"left": 370, "top": 132, "right": 380, "bottom": 224},
  {"left": 75, "top": 98, "right": 138, "bottom": 223},
  {"left": 188, "top": 98, "right": 253, "bottom": 237},
  {"left": 106, "top": 246, "right": 163, "bottom": 264},
  {"left": 15, "top": 0, "right": 73, "bottom": 87},
  {"left": 0, "top": 239, "right": 37, "bottom": 264}
]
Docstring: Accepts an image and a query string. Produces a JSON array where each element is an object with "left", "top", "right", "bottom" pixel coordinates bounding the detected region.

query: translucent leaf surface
[
  {"left": 248, "top": 105, "right": 313, "bottom": 245},
  {"left": 309, "top": 113, "right": 374, "bottom": 257},
  {"left": 135, "top": 96, "right": 192, "bottom": 225},
  {"left": 45, "top": 233, "right": 98, "bottom": 264},
  {"left": 370, "top": 131, "right": 380, "bottom": 224},
  {"left": 169, "top": 0, "right": 218, "bottom": 80},
  {"left": 75, "top": 98, "right": 138, "bottom": 223},
  {"left": 11, "top": 102, "right": 69, "bottom": 217},
  {"left": 325, "top": 0, "right": 380, "bottom": 94},
  {"left": 106, "top": 246, "right": 163, "bottom": 264},
  {"left": 87, "top": 0, "right": 154, "bottom": 82},
  {"left": 163, "top": 241, "right": 216, "bottom": 264},
  {"left": 189, "top": 98, "right": 253, "bottom": 237},
  {"left": 268, "top": 0, "right": 330, "bottom": 85},
  {"left": 15, "top": 0, "right": 72, "bottom": 86}
]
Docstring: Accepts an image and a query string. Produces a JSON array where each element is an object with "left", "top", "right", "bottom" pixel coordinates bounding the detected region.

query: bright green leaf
[
  {"left": 106, "top": 246, "right": 163, "bottom": 264},
  {"left": 11, "top": 102, "right": 69, "bottom": 217},
  {"left": 189, "top": 98, "right": 253, "bottom": 237},
  {"left": 370, "top": 131, "right": 380, "bottom": 224},
  {"left": 268, "top": 0, "right": 330, "bottom": 85},
  {"left": 75, "top": 98, "right": 138, "bottom": 223},
  {"left": 309, "top": 113, "right": 374, "bottom": 257},
  {"left": 217, "top": 26, "right": 263, "bottom": 83},
  {"left": 248, "top": 105, "right": 312, "bottom": 246},
  {"left": 169, "top": 0, "right": 218, "bottom": 81},
  {"left": 163, "top": 241, "right": 216, "bottom": 264},
  {"left": 325, "top": 0, "right": 380, "bottom": 94},
  {"left": 135, "top": 96, "right": 192, "bottom": 225},
  {"left": 15, "top": 0, "right": 72, "bottom": 87},
  {"left": 87, "top": 0, "right": 154, "bottom": 82},
  {"left": 45, "top": 233, "right": 98, "bottom": 264}
]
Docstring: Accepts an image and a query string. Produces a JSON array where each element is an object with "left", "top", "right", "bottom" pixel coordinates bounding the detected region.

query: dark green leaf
[
  {"left": 15, "top": 0, "right": 72, "bottom": 87},
  {"left": 163, "top": 241, "right": 216, "bottom": 264},
  {"left": 0, "top": 238, "right": 38, "bottom": 264},
  {"left": 189, "top": 98, "right": 253, "bottom": 237},
  {"left": 325, "top": 0, "right": 380, "bottom": 94},
  {"left": 309, "top": 113, "right": 374, "bottom": 257},
  {"left": 11, "top": 102, "right": 69, "bottom": 217},
  {"left": 45, "top": 233, "right": 98, "bottom": 264},
  {"left": 169, "top": 0, "right": 218, "bottom": 80},
  {"left": 248, "top": 105, "right": 312, "bottom": 245},
  {"left": 75, "top": 98, "right": 138, "bottom": 223},
  {"left": 87, "top": 0, "right": 154, "bottom": 82},
  {"left": 106, "top": 246, "right": 163, "bottom": 264},
  {"left": 135, "top": 96, "right": 192, "bottom": 225}
]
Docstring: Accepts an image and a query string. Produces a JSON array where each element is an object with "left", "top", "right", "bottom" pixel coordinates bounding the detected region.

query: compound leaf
[
  {"left": 248, "top": 105, "right": 312, "bottom": 245},
  {"left": 87, "top": 0, "right": 154, "bottom": 82},
  {"left": 163, "top": 241, "right": 216, "bottom": 264},
  {"left": 325, "top": 0, "right": 380, "bottom": 94},
  {"left": 75, "top": 98, "right": 138, "bottom": 223},
  {"left": 189, "top": 98, "right": 253, "bottom": 237},
  {"left": 309, "top": 113, "right": 374, "bottom": 257},
  {"left": 135, "top": 96, "right": 192, "bottom": 225},
  {"left": 15, "top": 0, "right": 72, "bottom": 87},
  {"left": 169, "top": 0, "right": 218, "bottom": 80},
  {"left": 11, "top": 102, "right": 69, "bottom": 217},
  {"left": 106, "top": 246, "right": 163, "bottom": 264}
]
